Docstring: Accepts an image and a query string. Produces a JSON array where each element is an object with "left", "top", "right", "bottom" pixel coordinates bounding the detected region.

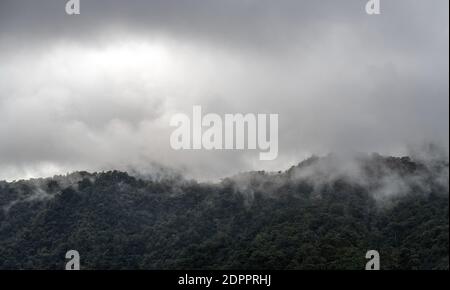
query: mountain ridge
[{"left": 0, "top": 153, "right": 448, "bottom": 269}]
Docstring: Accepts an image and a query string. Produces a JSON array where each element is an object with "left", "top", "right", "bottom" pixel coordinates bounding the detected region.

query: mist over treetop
[{"left": 0, "top": 153, "right": 447, "bottom": 270}]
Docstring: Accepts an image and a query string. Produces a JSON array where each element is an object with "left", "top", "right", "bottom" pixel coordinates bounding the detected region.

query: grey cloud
[{"left": 0, "top": 0, "right": 448, "bottom": 181}]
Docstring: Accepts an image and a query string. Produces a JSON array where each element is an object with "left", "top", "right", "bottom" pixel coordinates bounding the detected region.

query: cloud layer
[{"left": 0, "top": 0, "right": 448, "bottom": 181}]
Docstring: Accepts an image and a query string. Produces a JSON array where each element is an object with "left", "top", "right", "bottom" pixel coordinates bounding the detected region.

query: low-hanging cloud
[{"left": 0, "top": 0, "right": 448, "bottom": 181}]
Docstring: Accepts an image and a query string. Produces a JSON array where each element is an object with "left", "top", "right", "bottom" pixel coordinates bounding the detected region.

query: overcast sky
[{"left": 0, "top": 0, "right": 448, "bottom": 181}]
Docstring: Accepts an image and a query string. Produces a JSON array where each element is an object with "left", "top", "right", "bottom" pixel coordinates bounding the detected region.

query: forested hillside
[{"left": 0, "top": 154, "right": 448, "bottom": 270}]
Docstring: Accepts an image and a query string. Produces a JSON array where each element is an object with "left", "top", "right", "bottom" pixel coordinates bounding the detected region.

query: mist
[{"left": 0, "top": 0, "right": 448, "bottom": 181}]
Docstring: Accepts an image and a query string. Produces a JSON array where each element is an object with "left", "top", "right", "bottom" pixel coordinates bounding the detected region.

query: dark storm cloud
[
  {"left": 0, "top": 1, "right": 349, "bottom": 48},
  {"left": 0, "top": 0, "right": 448, "bottom": 180},
  {"left": 1, "top": 0, "right": 444, "bottom": 54}
]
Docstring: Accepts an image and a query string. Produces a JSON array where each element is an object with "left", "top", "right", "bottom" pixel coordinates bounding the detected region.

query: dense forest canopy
[{"left": 0, "top": 153, "right": 448, "bottom": 270}]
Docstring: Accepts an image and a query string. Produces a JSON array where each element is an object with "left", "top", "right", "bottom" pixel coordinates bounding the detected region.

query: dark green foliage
[{"left": 0, "top": 155, "right": 448, "bottom": 270}]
